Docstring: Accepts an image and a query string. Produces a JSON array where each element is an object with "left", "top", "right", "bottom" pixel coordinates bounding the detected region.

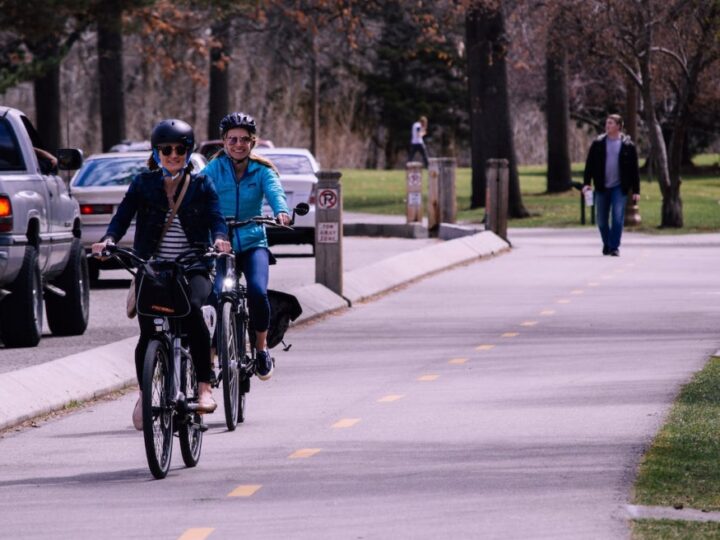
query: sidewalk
[{"left": 0, "top": 215, "right": 509, "bottom": 430}]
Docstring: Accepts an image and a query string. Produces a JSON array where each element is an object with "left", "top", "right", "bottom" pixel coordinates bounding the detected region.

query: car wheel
[
  {"left": 0, "top": 245, "right": 43, "bottom": 347},
  {"left": 46, "top": 239, "right": 90, "bottom": 336}
]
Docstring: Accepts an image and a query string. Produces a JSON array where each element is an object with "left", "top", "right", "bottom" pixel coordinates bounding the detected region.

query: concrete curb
[
  {"left": 343, "top": 231, "right": 509, "bottom": 303},
  {"left": 625, "top": 504, "right": 720, "bottom": 523},
  {"left": 0, "top": 337, "right": 136, "bottom": 431},
  {"left": 0, "top": 230, "right": 509, "bottom": 430}
]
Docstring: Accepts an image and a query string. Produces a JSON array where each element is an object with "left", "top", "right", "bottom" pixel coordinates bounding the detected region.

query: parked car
[
  {"left": 109, "top": 140, "right": 151, "bottom": 152},
  {"left": 70, "top": 151, "right": 207, "bottom": 280},
  {"left": 0, "top": 106, "right": 88, "bottom": 347},
  {"left": 197, "top": 138, "right": 274, "bottom": 161},
  {"left": 252, "top": 147, "right": 318, "bottom": 248}
]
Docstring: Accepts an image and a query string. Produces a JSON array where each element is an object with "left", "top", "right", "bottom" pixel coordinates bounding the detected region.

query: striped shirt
[{"left": 154, "top": 210, "right": 205, "bottom": 271}]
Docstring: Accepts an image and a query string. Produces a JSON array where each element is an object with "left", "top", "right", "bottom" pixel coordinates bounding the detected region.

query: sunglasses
[
  {"left": 226, "top": 135, "right": 254, "bottom": 145},
  {"left": 158, "top": 144, "right": 188, "bottom": 156}
]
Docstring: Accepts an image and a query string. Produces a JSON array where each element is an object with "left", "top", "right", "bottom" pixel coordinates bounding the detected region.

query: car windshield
[
  {"left": 263, "top": 154, "right": 314, "bottom": 175},
  {"left": 73, "top": 157, "right": 148, "bottom": 187}
]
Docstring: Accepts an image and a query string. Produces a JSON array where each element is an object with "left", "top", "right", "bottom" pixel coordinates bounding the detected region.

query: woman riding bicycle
[
  {"left": 202, "top": 112, "right": 290, "bottom": 381},
  {"left": 92, "top": 119, "right": 231, "bottom": 429}
]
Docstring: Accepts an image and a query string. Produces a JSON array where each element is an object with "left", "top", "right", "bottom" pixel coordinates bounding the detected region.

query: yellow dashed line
[
  {"left": 540, "top": 310, "right": 555, "bottom": 316},
  {"left": 178, "top": 529, "right": 214, "bottom": 540},
  {"left": 587, "top": 282, "right": 600, "bottom": 287},
  {"left": 289, "top": 448, "right": 322, "bottom": 459},
  {"left": 556, "top": 299, "right": 571, "bottom": 304},
  {"left": 378, "top": 394, "right": 405, "bottom": 402},
  {"left": 449, "top": 358, "right": 468, "bottom": 365},
  {"left": 476, "top": 344, "right": 495, "bottom": 351},
  {"left": 520, "top": 321, "right": 538, "bottom": 327},
  {"left": 502, "top": 332, "right": 519, "bottom": 338},
  {"left": 601, "top": 275, "right": 614, "bottom": 280},
  {"left": 417, "top": 374, "right": 439, "bottom": 381},
  {"left": 332, "top": 418, "right": 361, "bottom": 429},
  {"left": 228, "top": 484, "right": 262, "bottom": 497},
  {"left": 571, "top": 289, "right": 584, "bottom": 295}
]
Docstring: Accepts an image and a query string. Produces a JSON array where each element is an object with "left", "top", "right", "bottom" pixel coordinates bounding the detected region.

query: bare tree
[
  {"left": 465, "top": 0, "right": 529, "bottom": 217},
  {"left": 96, "top": 0, "right": 126, "bottom": 151}
]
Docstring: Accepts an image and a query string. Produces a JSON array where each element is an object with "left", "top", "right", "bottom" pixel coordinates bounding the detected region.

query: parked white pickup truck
[{"left": 0, "top": 106, "right": 89, "bottom": 347}]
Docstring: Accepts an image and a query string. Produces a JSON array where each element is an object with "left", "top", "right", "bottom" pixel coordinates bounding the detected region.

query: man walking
[{"left": 582, "top": 114, "right": 640, "bottom": 256}]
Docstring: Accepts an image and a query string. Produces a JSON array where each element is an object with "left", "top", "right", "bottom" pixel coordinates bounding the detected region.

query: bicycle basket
[{"left": 136, "top": 261, "right": 192, "bottom": 318}]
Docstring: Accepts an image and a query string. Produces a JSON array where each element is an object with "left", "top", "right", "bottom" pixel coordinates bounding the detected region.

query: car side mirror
[
  {"left": 57, "top": 148, "right": 84, "bottom": 171},
  {"left": 293, "top": 202, "right": 310, "bottom": 216}
]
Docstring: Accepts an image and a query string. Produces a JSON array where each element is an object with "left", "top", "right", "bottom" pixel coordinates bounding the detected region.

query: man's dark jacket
[
  {"left": 583, "top": 134, "right": 640, "bottom": 195},
  {"left": 104, "top": 170, "right": 228, "bottom": 263}
]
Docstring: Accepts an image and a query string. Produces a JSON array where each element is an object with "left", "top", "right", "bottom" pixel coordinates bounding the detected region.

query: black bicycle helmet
[
  {"left": 219, "top": 112, "right": 257, "bottom": 137},
  {"left": 151, "top": 119, "right": 195, "bottom": 149}
]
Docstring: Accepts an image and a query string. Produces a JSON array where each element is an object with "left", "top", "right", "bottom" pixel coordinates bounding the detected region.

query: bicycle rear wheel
[
  {"left": 142, "top": 340, "right": 174, "bottom": 479},
  {"left": 219, "top": 301, "right": 240, "bottom": 430},
  {"left": 179, "top": 356, "right": 203, "bottom": 467}
]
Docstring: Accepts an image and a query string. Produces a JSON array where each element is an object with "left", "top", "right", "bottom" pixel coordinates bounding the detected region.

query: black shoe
[
  {"left": 256, "top": 349, "right": 274, "bottom": 381},
  {"left": 610, "top": 249, "right": 620, "bottom": 257},
  {"left": 602, "top": 246, "right": 610, "bottom": 255}
]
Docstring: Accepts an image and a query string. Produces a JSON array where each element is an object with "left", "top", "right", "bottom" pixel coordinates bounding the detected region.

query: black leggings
[{"left": 134, "top": 273, "right": 213, "bottom": 384}]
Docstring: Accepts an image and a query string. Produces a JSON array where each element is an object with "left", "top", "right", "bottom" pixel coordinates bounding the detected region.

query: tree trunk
[
  {"left": 545, "top": 33, "right": 572, "bottom": 193},
  {"left": 97, "top": 0, "right": 125, "bottom": 152},
  {"left": 638, "top": 0, "right": 681, "bottom": 228},
  {"left": 310, "top": 31, "right": 320, "bottom": 159},
  {"left": 34, "top": 62, "right": 61, "bottom": 153},
  {"left": 208, "top": 21, "right": 231, "bottom": 140},
  {"left": 465, "top": 7, "right": 486, "bottom": 208},
  {"left": 465, "top": 1, "right": 528, "bottom": 217}
]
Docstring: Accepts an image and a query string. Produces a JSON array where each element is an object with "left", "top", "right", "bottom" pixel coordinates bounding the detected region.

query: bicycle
[
  {"left": 97, "top": 244, "right": 218, "bottom": 479},
  {"left": 214, "top": 203, "right": 308, "bottom": 431}
]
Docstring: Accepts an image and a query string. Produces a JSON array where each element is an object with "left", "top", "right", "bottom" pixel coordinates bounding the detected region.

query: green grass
[
  {"left": 633, "top": 356, "right": 720, "bottom": 510},
  {"left": 340, "top": 157, "right": 720, "bottom": 233},
  {"left": 631, "top": 356, "right": 720, "bottom": 537},
  {"left": 633, "top": 520, "right": 720, "bottom": 540}
]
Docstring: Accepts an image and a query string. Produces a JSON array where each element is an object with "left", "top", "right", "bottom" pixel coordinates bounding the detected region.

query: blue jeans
[
  {"left": 213, "top": 247, "right": 271, "bottom": 332},
  {"left": 594, "top": 186, "right": 627, "bottom": 251}
]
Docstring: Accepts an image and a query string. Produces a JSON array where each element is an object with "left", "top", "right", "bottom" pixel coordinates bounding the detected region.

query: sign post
[
  {"left": 315, "top": 170, "right": 343, "bottom": 296},
  {"left": 406, "top": 161, "right": 423, "bottom": 223}
]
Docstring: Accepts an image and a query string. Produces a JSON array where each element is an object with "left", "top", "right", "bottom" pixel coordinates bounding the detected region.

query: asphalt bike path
[{"left": 0, "top": 229, "right": 718, "bottom": 538}]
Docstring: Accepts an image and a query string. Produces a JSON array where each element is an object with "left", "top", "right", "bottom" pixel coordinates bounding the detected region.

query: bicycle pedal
[{"left": 198, "top": 422, "right": 209, "bottom": 432}]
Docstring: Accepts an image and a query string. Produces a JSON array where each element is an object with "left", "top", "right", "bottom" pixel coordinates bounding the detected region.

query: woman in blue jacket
[
  {"left": 92, "top": 119, "right": 231, "bottom": 429},
  {"left": 202, "top": 112, "right": 289, "bottom": 381}
]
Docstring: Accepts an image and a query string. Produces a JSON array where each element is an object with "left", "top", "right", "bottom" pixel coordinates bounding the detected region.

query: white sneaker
[{"left": 132, "top": 393, "right": 142, "bottom": 430}]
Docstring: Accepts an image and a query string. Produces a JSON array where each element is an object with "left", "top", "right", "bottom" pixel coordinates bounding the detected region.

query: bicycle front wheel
[
  {"left": 219, "top": 301, "right": 240, "bottom": 430},
  {"left": 179, "top": 356, "right": 203, "bottom": 467},
  {"left": 142, "top": 339, "right": 174, "bottom": 479}
]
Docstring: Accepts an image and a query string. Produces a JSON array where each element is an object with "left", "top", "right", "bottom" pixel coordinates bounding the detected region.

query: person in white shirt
[{"left": 408, "top": 115, "right": 429, "bottom": 167}]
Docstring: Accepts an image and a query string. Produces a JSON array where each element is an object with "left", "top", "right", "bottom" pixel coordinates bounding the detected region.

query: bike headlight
[{"left": 222, "top": 277, "right": 235, "bottom": 291}]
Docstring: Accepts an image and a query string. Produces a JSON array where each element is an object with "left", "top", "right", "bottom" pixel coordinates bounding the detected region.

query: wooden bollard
[
  {"left": 427, "top": 157, "right": 457, "bottom": 231},
  {"left": 315, "top": 170, "right": 343, "bottom": 296},
  {"left": 485, "top": 158, "right": 509, "bottom": 240}
]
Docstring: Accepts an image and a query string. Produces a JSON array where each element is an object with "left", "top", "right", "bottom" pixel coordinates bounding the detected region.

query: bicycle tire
[
  {"left": 179, "top": 355, "right": 203, "bottom": 467},
  {"left": 219, "top": 301, "right": 240, "bottom": 430},
  {"left": 142, "top": 339, "right": 174, "bottom": 479},
  {"left": 236, "top": 309, "right": 252, "bottom": 424}
]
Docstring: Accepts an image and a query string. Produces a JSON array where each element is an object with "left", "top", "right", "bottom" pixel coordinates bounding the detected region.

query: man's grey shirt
[{"left": 604, "top": 137, "right": 622, "bottom": 189}]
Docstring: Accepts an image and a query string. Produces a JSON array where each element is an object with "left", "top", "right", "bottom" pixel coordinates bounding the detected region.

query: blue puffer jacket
[
  {"left": 202, "top": 153, "right": 289, "bottom": 252},
  {"left": 104, "top": 170, "right": 228, "bottom": 264}
]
